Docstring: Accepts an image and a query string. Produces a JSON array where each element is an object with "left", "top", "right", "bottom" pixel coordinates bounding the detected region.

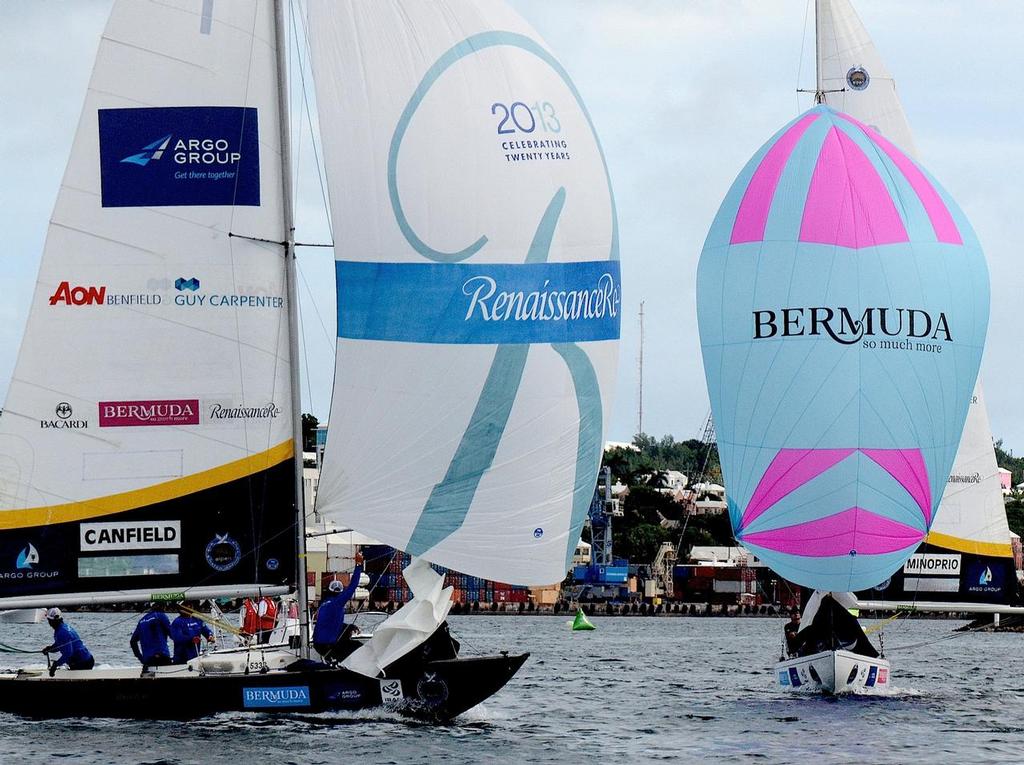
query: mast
[
  {"left": 814, "top": 0, "right": 825, "bottom": 102},
  {"left": 273, "top": 0, "right": 310, "bottom": 658},
  {"left": 637, "top": 301, "right": 645, "bottom": 436}
]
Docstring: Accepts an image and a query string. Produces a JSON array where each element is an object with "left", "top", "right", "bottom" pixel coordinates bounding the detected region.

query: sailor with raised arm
[
  {"left": 41, "top": 608, "right": 95, "bottom": 675},
  {"left": 313, "top": 552, "right": 364, "bottom": 664}
]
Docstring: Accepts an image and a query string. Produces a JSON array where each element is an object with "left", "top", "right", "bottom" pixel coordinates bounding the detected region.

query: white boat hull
[{"left": 775, "top": 650, "right": 890, "bottom": 693}]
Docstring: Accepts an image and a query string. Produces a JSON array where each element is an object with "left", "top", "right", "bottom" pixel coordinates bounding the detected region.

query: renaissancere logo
[
  {"left": 121, "top": 135, "right": 172, "bottom": 166},
  {"left": 462, "top": 272, "right": 619, "bottom": 324},
  {"left": 752, "top": 307, "right": 951, "bottom": 351},
  {"left": 99, "top": 400, "right": 200, "bottom": 428},
  {"left": 209, "top": 403, "right": 281, "bottom": 420},
  {"left": 337, "top": 260, "right": 621, "bottom": 345}
]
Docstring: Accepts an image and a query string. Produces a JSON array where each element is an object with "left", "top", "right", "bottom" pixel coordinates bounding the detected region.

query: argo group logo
[
  {"left": 98, "top": 106, "right": 260, "bottom": 208},
  {"left": 2, "top": 543, "right": 60, "bottom": 581}
]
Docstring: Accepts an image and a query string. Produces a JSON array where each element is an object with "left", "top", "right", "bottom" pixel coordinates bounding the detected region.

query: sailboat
[
  {"left": 0, "top": 0, "right": 618, "bottom": 719},
  {"left": 803, "top": 0, "right": 1022, "bottom": 618},
  {"left": 696, "top": 3, "right": 991, "bottom": 692}
]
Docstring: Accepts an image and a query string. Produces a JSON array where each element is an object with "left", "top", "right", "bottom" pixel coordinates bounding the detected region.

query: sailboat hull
[
  {"left": 0, "top": 653, "right": 528, "bottom": 721},
  {"left": 775, "top": 650, "right": 890, "bottom": 694}
]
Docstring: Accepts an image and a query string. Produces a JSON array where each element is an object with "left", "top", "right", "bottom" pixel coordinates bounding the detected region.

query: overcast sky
[{"left": 3, "top": 1, "right": 1023, "bottom": 450}]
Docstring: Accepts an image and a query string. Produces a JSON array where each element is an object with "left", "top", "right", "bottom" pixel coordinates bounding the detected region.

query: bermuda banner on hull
[{"left": 0, "top": 461, "right": 295, "bottom": 600}]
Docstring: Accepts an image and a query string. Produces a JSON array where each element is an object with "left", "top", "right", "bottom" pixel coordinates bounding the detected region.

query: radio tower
[{"left": 637, "top": 301, "right": 645, "bottom": 436}]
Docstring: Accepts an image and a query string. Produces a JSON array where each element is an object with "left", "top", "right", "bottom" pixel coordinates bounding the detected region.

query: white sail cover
[
  {"left": 342, "top": 558, "right": 454, "bottom": 678},
  {"left": 818, "top": 0, "right": 1012, "bottom": 562},
  {"left": 0, "top": 0, "right": 296, "bottom": 602},
  {"left": 309, "top": 1, "right": 620, "bottom": 585}
]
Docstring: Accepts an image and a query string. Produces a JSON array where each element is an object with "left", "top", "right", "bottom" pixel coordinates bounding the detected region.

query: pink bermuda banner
[{"left": 98, "top": 399, "right": 200, "bottom": 427}]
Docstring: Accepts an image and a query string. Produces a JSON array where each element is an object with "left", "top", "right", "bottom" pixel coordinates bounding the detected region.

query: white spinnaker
[
  {"left": 309, "top": 1, "right": 618, "bottom": 585},
  {"left": 818, "top": 0, "right": 1011, "bottom": 559},
  {"left": 0, "top": 3, "right": 289, "bottom": 536}
]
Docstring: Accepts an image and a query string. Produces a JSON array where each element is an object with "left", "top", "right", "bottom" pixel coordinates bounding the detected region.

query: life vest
[{"left": 242, "top": 597, "right": 278, "bottom": 634}]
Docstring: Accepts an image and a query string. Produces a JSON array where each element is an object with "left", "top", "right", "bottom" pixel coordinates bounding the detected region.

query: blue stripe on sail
[
  {"left": 336, "top": 259, "right": 621, "bottom": 344},
  {"left": 552, "top": 343, "right": 604, "bottom": 570}
]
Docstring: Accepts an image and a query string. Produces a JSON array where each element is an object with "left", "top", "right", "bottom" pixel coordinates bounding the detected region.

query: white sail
[
  {"left": 817, "top": 0, "right": 1013, "bottom": 567},
  {"left": 0, "top": 0, "right": 296, "bottom": 601},
  {"left": 308, "top": 0, "right": 620, "bottom": 585}
]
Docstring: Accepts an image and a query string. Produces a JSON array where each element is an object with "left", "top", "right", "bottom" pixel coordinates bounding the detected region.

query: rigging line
[
  {"left": 796, "top": 0, "right": 812, "bottom": 114},
  {"left": 289, "top": 0, "right": 303, "bottom": 207},
  {"left": 297, "top": 261, "right": 334, "bottom": 348},
  {"left": 296, "top": 272, "right": 316, "bottom": 424},
  {"left": 294, "top": 3, "right": 335, "bottom": 241}
]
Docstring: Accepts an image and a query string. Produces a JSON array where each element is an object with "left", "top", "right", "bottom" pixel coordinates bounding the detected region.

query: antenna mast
[{"left": 637, "top": 301, "right": 645, "bottom": 436}]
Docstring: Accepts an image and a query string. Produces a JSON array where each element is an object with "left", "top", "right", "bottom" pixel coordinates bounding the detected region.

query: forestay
[
  {"left": 308, "top": 0, "right": 620, "bottom": 585},
  {"left": 0, "top": 0, "right": 295, "bottom": 603},
  {"left": 697, "top": 104, "right": 989, "bottom": 592}
]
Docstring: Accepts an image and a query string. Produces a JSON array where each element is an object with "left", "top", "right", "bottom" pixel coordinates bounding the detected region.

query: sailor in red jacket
[{"left": 242, "top": 596, "right": 278, "bottom": 644}]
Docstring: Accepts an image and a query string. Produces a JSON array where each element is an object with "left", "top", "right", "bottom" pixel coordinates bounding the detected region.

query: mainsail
[
  {"left": 817, "top": 0, "right": 1017, "bottom": 604},
  {"left": 697, "top": 104, "right": 989, "bottom": 592},
  {"left": 0, "top": 1, "right": 295, "bottom": 605},
  {"left": 308, "top": 0, "right": 620, "bottom": 586}
]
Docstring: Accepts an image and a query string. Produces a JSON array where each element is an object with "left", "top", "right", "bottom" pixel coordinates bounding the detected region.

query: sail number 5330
[{"left": 491, "top": 101, "right": 561, "bottom": 134}]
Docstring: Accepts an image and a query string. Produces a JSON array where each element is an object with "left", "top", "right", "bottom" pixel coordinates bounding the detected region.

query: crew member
[
  {"left": 41, "top": 608, "right": 94, "bottom": 675},
  {"left": 784, "top": 608, "right": 802, "bottom": 656},
  {"left": 312, "top": 552, "right": 364, "bottom": 664},
  {"left": 170, "top": 603, "right": 216, "bottom": 664},
  {"left": 130, "top": 602, "right": 172, "bottom": 669},
  {"left": 242, "top": 596, "right": 279, "bottom": 644}
]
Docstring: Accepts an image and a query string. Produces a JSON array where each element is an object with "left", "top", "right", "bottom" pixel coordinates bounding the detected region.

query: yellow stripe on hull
[
  {"left": 0, "top": 440, "right": 293, "bottom": 530},
  {"left": 925, "top": 530, "right": 1013, "bottom": 559}
]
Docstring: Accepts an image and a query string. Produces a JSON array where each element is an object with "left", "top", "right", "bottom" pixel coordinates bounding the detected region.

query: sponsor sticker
[
  {"left": 242, "top": 686, "right": 310, "bottom": 709},
  {"left": 788, "top": 667, "right": 801, "bottom": 688},
  {"left": 865, "top": 665, "right": 878, "bottom": 687},
  {"left": 40, "top": 402, "right": 88, "bottom": 430},
  {"left": 98, "top": 106, "right": 260, "bottom": 208},
  {"left": 206, "top": 533, "right": 241, "bottom": 572},
  {"left": 336, "top": 260, "right": 621, "bottom": 344},
  {"left": 99, "top": 400, "right": 200, "bottom": 427},
  {"left": 380, "top": 679, "right": 405, "bottom": 704},
  {"left": 903, "top": 554, "right": 960, "bottom": 575},
  {"left": 80, "top": 521, "right": 181, "bottom": 551},
  {"left": 779, "top": 671, "right": 790, "bottom": 687},
  {"left": 877, "top": 668, "right": 888, "bottom": 684}
]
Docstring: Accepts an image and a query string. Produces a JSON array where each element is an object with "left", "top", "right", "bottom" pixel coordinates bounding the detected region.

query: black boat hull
[{"left": 0, "top": 653, "right": 528, "bottom": 721}]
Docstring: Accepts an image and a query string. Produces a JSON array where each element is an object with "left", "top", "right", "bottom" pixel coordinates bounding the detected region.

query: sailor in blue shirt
[
  {"left": 42, "top": 608, "right": 94, "bottom": 676},
  {"left": 130, "top": 603, "right": 172, "bottom": 669},
  {"left": 169, "top": 603, "right": 216, "bottom": 664},
  {"left": 313, "top": 553, "right": 364, "bottom": 664}
]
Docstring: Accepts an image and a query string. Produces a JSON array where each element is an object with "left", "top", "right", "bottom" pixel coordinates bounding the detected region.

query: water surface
[{"left": 2, "top": 613, "right": 1019, "bottom": 764}]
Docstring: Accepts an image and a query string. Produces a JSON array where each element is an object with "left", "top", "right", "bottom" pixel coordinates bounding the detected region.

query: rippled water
[{"left": 1, "top": 612, "right": 1021, "bottom": 764}]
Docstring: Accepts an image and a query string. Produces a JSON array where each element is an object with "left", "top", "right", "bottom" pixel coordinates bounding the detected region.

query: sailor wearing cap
[
  {"left": 41, "top": 608, "right": 95, "bottom": 676},
  {"left": 312, "top": 553, "right": 364, "bottom": 664}
]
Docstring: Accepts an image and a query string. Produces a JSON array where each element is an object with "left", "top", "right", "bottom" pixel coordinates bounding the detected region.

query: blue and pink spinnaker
[{"left": 697, "top": 105, "right": 989, "bottom": 591}]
